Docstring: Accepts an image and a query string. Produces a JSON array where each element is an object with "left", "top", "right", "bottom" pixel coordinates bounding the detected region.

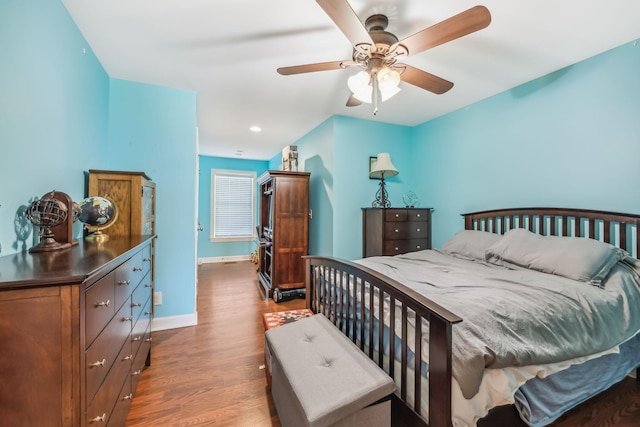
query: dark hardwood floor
[{"left": 126, "top": 261, "right": 640, "bottom": 427}]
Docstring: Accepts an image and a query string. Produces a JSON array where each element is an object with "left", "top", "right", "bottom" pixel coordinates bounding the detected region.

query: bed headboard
[{"left": 463, "top": 207, "right": 640, "bottom": 258}]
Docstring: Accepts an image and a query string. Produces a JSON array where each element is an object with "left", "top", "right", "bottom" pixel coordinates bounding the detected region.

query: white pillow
[
  {"left": 485, "top": 228, "right": 626, "bottom": 286},
  {"left": 441, "top": 230, "right": 503, "bottom": 261}
]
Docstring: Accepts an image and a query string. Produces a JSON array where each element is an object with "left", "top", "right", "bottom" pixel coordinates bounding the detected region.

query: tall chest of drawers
[
  {"left": 0, "top": 235, "right": 154, "bottom": 427},
  {"left": 362, "top": 208, "right": 432, "bottom": 257}
]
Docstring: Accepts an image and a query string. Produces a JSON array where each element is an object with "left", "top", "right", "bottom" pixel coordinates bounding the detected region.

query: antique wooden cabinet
[
  {"left": 257, "top": 170, "right": 310, "bottom": 300},
  {"left": 362, "top": 208, "right": 432, "bottom": 257},
  {"left": 0, "top": 236, "right": 154, "bottom": 426},
  {"left": 87, "top": 170, "right": 156, "bottom": 237}
]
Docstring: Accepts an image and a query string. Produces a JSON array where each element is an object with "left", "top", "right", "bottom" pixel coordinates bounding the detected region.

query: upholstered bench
[{"left": 265, "top": 314, "right": 396, "bottom": 427}]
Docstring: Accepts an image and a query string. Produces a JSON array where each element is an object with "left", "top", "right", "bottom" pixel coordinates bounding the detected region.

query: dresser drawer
[
  {"left": 406, "top": 238, "right": 429, "bottom": 252},
  {"left": 131, "top": 297, "right": 152, "bottom": 357},
  {"left": 131, "top": 325, "right": 151, "bottom": 393},
  {"left": 86, "top": 301, "right": 132, "bottom": 402},
  {"left": 141, "top": 244, "right": 152, "bottom": 275},
  {"left": 384, "top": 222, "right": 410, "bottom": 239},
  {"left": 406, "top": 221, "right": 429, "bottom": 239},
  {"left": 86, "top": 272, "right": 116, "bottom": 346},
  {"left": 384, "top": 209, "right": 407, "bottom": 222},
  {"left": 131, "top": 272, "right": 152, "bottom": 322},
  {"left": 114, "top": 251, "right": 144, "bottom": 310},
  {"left": 383, "top": 240, "right": 411, "bottom": 255},
  {"left": 407, "top": 209, "right": 430, "bottom": 222},
  {"left": 384, "top": 238, "right": 431, "bottom": 255},
  {"left": 107, "top": 376, "right": 133, "bottom": 427},
  {"left": 86, "top": 345, "right": 131, "bottom": 427}
]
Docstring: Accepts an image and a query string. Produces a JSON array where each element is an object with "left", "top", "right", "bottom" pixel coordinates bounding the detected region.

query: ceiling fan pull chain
[{"left": 373, "top": 77, "right": 379, "bottom": 115}]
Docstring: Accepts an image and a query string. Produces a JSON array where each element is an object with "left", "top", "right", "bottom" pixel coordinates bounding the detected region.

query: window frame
[{"left": 210, "top": 169, "right": 256, "bottom": 242}]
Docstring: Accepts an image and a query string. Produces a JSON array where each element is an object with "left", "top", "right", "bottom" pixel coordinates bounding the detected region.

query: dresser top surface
[{"left": 0, "top": 235, "right": 155, "bottom": 290}]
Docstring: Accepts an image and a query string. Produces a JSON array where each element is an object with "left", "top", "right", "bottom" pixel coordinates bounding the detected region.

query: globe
[
  {"left": 26, "top": 196, "right": 69, "bottom": 252},
  {"left": 79, "top": 196, "right": 118, "bottom": 241},
  {"left": 26, "top": 197, "right": 68, "bottom": 228}
]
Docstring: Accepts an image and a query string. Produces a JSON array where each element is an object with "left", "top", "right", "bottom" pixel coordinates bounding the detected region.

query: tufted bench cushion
[{"left": 265, "top": 313, "right": 396, "bottom": 427}]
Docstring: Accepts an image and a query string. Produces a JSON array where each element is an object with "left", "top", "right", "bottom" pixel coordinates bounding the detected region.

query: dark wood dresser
[
  {"left": 362, "top": 208, "right": 432, "bottom": 257},
  {"left": 0, "top": 235, "right": 154, "bottom": 426},
  {"left": 257, "top": 170, "right": 310, "bottom": 300}
]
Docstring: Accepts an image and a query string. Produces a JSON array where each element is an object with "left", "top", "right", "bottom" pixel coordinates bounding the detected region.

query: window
[{"left": 210, "top": 169, "right": 256, "bottom": 241}]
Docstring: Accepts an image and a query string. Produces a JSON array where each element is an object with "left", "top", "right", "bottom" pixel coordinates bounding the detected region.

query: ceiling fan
[{"left": 277, "top": 0, "right": 491, "bottom": 114}]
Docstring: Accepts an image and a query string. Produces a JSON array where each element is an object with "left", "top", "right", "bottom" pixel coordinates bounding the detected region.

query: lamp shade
[{"left": 370, "top": 153, "right": 399, "bottom": 179}]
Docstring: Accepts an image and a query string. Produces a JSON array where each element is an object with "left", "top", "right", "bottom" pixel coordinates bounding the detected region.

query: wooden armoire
[{"left": 257, "top": 170, "right": 310, "bottom": 300}]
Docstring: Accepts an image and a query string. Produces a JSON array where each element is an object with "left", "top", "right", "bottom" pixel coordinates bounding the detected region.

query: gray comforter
[{"left": 355, "top": 250, "right": 640, "bottom": 399}]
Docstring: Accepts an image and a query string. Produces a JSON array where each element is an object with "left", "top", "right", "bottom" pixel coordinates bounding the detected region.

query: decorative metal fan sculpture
[{"left": 277, "top": 0, "right": 491, "bottom": 113}]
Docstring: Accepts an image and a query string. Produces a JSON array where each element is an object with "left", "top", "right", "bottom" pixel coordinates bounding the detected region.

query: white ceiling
[{"left": 61, "top": 0, "right": 640, "bottom": 161}]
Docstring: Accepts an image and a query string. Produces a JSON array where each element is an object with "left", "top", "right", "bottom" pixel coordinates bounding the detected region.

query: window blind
[{"left": 211, "top": 170, "right": 255, "bottom": 241}]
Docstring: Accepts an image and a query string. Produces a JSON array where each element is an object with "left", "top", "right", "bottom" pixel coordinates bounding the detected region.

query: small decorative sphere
[
  {"left": 26, "top": 197, "right": 68, "bottom": 228},
  {"left": 402, "top": 191, "right": 419, "bottom": 208},
  {"left": 78, "top": 196, "right": 116, "bottom": 227}
]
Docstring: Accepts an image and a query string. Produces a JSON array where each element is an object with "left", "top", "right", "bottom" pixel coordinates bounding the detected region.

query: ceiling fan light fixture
[
  {"left": 348, "top": 70, "right": 373, "bottom": 103},
  {"left": 377, "top": 67, "right": 401, "bottom": 101},
  {"left": 380, "top": 84, "right": 401, "bottom": 102}
]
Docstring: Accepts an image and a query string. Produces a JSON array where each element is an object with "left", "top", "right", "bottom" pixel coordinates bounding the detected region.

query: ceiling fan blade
[
  {"left": 400, "top": 65, "right": 453, "bottom": 95},
  {"left": 317, "top": 0, "right": 374, "bottom": 47},
  {"left": 346, "top": 94, "right": 362, "bottom": 107},
  {"left": 396, "top": 5, "right": 491, "bottom": 56},
  {"left": 277, "top": 60, "right": 348, "bottom": 75}
]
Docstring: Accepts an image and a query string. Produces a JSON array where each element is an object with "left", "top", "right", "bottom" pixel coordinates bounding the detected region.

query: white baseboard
[
  {"left": 198, "top": 255, "right": 251, "bottom": 264},
  {"left": 152, "top": 313, "right": 198, "bottom": 331}
]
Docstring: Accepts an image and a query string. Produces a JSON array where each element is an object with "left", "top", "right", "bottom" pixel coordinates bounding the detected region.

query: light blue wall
[
  {"left": 414, "top": 41, "right": 640, "bottom": 248},
  {"left": 268, "top": 116, "right": 415, "bottom": 260},
  {"left": 280, "top": 118, "right": 335, "bottom": 257},
  {"left": 1, "top": 1, "right": 198, "bottom": 323},
  {"left": 108, "top": 80, "right": 198, "bottom": 319},
  {"left": 332, "top": 116, "right": 415, "bottom": 260},
  {"left": 0, "top": 0, "right": 109, "bottom": 255},
  {"left": 276, "top": 42, "right": 640, "bottom": 259},
  {"left": 197, "top": 156, "right": 269, "bottom": 258}
]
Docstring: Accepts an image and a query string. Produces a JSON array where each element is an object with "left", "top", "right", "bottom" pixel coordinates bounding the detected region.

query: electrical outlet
[{"left": 154, "top": 291, "right": 162, "bottom": 305}]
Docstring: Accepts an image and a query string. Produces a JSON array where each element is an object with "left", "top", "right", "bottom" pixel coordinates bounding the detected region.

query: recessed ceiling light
[{"left": 249, "top": 126, "right": 262, "bottom": 132}]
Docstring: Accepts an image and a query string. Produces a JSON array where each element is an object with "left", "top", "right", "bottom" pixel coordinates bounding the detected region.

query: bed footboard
[{"left": 305, "top": 256, "right": 463, "bottom": 427}]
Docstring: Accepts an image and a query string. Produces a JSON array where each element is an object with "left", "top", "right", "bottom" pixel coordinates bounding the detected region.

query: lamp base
[{"left": 371, "top": 177, "right": 391, "bottom": 208}]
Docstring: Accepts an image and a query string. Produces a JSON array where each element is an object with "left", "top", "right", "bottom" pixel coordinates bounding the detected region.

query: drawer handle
[
  {"left": 133, "top": 267, "right": 143, "bottom": 272},
  {"left": 89, "top": 413, "right": 106, "bottom": 423},
  {"left": 144, "top": 283, "right": 153, "bottom": 288},
  {"left": 143, "top": 258, "right": 152, "bottom": 262},
  {"left": 132, "top": 336, "right": 141, "bottom": 342},
  {"left": 124, "top": 354, "right": 134, "bottom": 361},
  {"left": 417, "top": 214, "right": 421, "bottom": 217},
  {"left": 89, "top": 358, "right": 106, "bottom": 368},
  {"left": 416, "top": 228, "right": 421, "bottom": 232},
  {"left": 417, "top": 245, "right": 422, "bottom": 249},
  {"left": 94, "top": 300, "right": 110, "bottom": 308},
  {"left": 395, "top": 229, "right": 399, "bottom": 233},
  {"left": 395, "top": 214, "right": 399, "bottom": 217},
  {"left": 132, "top": 302, "right": 142, "bottom": 307},
  {"left": 118, "top": 280, "right": 131, "bottom": 286},
  {"left": 132, "top": 369, "right": 142, "bottom": 376},
  {"left": 395, "top": 247, "right": 399, "bottom": 251},
  {"left": 145, "top": 337, "right": 153, "bottom": 342},
  {"left": 145, "top": 311, "right": 153, "bottom": 315},
  {"left": 123, "top": 316, "right": 133, "bottom": 322},
  {"left": 122, "top": 393, "right": 133, "bottom": 400}
]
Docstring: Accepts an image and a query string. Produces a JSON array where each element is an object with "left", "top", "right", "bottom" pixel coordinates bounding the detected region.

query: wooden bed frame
[{"left": 304, "top": 207, "right": 640, "bottom": 427}]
